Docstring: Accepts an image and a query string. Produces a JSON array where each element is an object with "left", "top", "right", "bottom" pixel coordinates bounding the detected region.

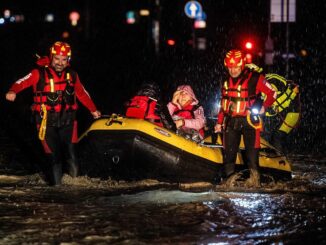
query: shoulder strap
[
  {"left": 65, "top": 67, "right": 77, "bottom": 84},
  {"left": 36, "top": 67, "right": 48, "bottom": 91},
  {"left": 247, "top": 71, "right": 260, "bottom": 97},
  {"left": 36, "top": 67, "right": 77, "bottom": 92},
  {"left": 144, "top": 98, "right": 154, "bottom": 118}
]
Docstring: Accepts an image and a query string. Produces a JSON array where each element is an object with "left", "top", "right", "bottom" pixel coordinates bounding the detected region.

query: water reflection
[{"left": 0, "top": 155, "right": 325, "bottom": 244}]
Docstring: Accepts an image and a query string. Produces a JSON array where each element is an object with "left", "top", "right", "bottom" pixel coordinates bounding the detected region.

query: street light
[
  {"left": 245, "top": 41, "right": 253, "bottom": 50},
  {"left": 245, "top": 53, "right": 253, "bottom": 63},
  {"left": 69, "top": 11, "right": 80, "bottom": 26},
  {"left": 167, "top": 39, "right": 175, "bottom": 46},
  {"left": 244, "top": 40, "right": 254, "bottom": 63},
  {"left": 126, "top": 11, "right": 136, "bottom": 24}
]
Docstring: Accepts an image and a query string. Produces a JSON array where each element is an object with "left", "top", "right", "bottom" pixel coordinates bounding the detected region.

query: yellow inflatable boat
[{"left": 78, "top": 114, "right": 292, "bottom": 183}]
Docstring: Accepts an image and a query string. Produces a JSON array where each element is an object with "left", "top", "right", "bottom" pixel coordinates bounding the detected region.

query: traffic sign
[
  {"left": 184, "top": 1, "right": 202, "bottom": 19},
  {"left": 270, "top": 0, "right": 296, "bottom": 22},
  {"left": 195, "top": 11, "right": 206, "bottom": 21}
]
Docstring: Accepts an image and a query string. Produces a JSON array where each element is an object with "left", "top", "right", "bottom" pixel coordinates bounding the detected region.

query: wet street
[
  {"left": 1, "top": 0, "right": 325, "bottom": 243},
  {"left": 0, "top": 154, "right": 325, "bottom": 244}
]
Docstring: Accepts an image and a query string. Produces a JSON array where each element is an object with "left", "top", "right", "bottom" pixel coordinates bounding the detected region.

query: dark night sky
[
  {"left": 1, "top": 0, "right": 324, "bottom": 78},
  {"left": 0, "top": 0, "right": 325, "bottom": 153}
]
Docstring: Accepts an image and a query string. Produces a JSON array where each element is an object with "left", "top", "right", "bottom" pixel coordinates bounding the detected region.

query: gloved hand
[
  {"left": 214, "top": 123, "right": 222, "bottom": 133},
  {"left": 6, "top": 91, "right": 16, "bottom": 102},
  {"left": 91, "top": 110, "right": 102, "bottom": 119}
]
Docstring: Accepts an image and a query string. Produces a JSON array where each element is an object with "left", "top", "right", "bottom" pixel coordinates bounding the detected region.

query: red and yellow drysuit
[
  {"left": 217, "top": 68, "right": 276, "bottom": 177},
  {"left": 8, "top": 63, "right": 98, "bottom": 185}
]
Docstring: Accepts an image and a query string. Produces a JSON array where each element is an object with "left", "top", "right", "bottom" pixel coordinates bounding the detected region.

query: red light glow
[
  {"left": 245, "top": 41, "right": 253, "bottom": 50},
  {"left": 167, "top": 39, "right": 175, "bottom": 46}
]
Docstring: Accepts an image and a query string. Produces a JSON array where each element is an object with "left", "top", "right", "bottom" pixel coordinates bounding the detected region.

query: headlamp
[
  {"left": 250, "top": 96, "right": 263, "bottom": 124},
  {"left": 251, "top": 107, "right": 259, "bottom": 115}
]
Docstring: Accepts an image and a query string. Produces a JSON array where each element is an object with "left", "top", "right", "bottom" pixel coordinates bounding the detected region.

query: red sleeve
[
  {"left": 167, "top": 102, "right": 178, "bottom": 116},
  {"left": 74, "top": 74, "right": 97, "bottom": 112},
  {"left": 9, "top": 69, "right": 40, "bottom": 93},
  {"left": 256, "top": 74, "right": 277, "bottom": 108},
  {"left": 216, "top": 86, "right": 225, "bottom": 124},
  {"left": 217, "top": 110, "right": 224, "bottom": 125}
]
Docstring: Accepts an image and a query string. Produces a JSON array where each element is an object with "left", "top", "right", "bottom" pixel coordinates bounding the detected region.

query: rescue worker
[
  {"left": 5, "top": 41, "right": 101, "bottom": 185},
  {"left": 167, "top": 85, "right": 206, "bottom": 142},
  {"left": 264, "top": 73, "right": 300, "bottom": 153},
  {"left": 246, "top": 64, "right": 301, "bottom": 153},
  {"left": 214, "top": 50, "right": 277, "bottom": 187}
]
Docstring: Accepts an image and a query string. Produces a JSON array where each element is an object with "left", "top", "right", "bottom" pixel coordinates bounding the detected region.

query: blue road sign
[
  {"left": 184, "top": 1, "right": 202, "bottom": 19},
  {"left": 195, "top": 11, "right": 206, "bottom": 21}
]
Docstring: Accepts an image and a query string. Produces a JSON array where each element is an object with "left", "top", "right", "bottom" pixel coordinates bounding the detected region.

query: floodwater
[{"left": 0, "top": 153, "right": 325, "bottom": 245}]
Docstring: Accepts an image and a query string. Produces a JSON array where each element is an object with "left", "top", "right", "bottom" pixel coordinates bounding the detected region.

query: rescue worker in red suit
[
  {"left": 214, "top": 50, "right": 276, "bottom": 187},
  {"left": 5, "top": 41, "right": 101, "bottom": 185},
  {"left": 167, "top": 85, "right": 206, "bottom": 142}
]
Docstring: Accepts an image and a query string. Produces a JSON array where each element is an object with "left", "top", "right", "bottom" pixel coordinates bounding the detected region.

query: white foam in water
[{"left": 99, "top": 190, "right": 226, "bottom": 205}]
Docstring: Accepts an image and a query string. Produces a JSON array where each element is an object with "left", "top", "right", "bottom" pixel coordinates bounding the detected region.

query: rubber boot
[
  {"left": 213, "top": 169, "right": 224, "bottom": 184},
  {"left": 66, "top": 144, "right": 79, "bottom": 177},
  {"left": 45, "top": 154, "right": 62, "bottom": 186},
  {"left": 220, "top": 163, "right": 238, "bottom": 188},
  {"left": 66, "top": 159, "right": 78, "bottom": 178},
  {"left": 49, "top": 162, "right": 62, "bottom": 186},
  {"left": 224, "top": 163, "right": 235, "bottom": 180},
  {"left": 244, "top": 169, "right": 261, "bottom": 188}
]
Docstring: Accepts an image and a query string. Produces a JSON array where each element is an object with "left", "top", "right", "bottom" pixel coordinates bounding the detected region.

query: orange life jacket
[
  {"left": 221, "top": 70, "right": 259, "bottom": 117},
  {"left": 172, "top": 104, "right": 205, "bottom": 137},
  {"left": 126, "top": 95, "right": 163, "bottom": 127},
  {"left": 33, "top": 67, "right": 77, "bottom": 112}
]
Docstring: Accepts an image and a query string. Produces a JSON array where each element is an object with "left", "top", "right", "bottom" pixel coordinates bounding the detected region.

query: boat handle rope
[{"left": 106, "top": 118, "right": 123, "bottom": 126}]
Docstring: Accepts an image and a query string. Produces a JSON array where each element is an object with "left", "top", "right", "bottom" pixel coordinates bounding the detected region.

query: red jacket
[{"left": 9, "top": 67, "right": 97, "bottom": 113}]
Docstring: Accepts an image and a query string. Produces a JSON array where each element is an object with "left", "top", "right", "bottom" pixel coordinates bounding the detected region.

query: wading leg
[
  {"left": 60, "top": 123, "right": 79, "bottom": 178},
  {"left": 66, "top": 144, "right": 78, "bottom": 177},
  {"left": 41, "top": 126, "right": 63, "bottom": 186},
  {"left": 243, "top": 127, "right": 260, "bottom": 187},
  {"left": 45, "top": 153, "right": 62, "bottom": 186},
  {"left": 223, "top": 126, "right": 241, "bottom": 178}
]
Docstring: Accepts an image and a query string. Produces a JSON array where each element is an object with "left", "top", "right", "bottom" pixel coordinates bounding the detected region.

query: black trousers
[
  {"left": 223, "top": 117, "right": 259, "bottom": 177},
  {"left": 36, "top": 112, "right": 78, "bottom": 185}
]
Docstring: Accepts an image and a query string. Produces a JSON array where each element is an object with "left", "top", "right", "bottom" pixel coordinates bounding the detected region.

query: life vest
[
  {"left": 221, "top": 70, "right": 259, "bottom": 117},
  {"left": 125, "top": 95, "right": 163, "bottom": 127},
  {"left": 265, "top": 73, "right": 299, "bottom": 115},
  {"left": 33, "top": 67, "right": 77, "bottom": 112},
  {"left": 244, "top": 65, "right": 300, "bottom": 132},
  {"left": 172, "top": 104, "right": 204, "bottom": 137}
]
